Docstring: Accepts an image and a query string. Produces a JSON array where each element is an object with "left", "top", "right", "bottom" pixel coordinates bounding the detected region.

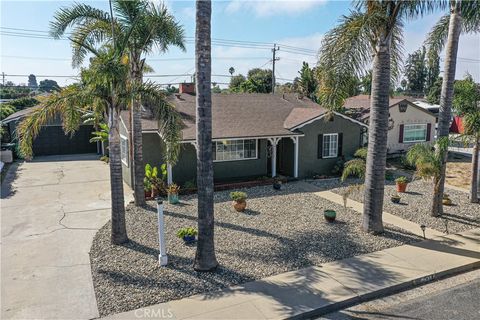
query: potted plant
[
  {"left": 395, "top": 176, "right": 409, "bottom": 193},
  {"left": 176, "top": 227, "right": 197, "bottom": 244},
  {"left": 442, "top": 193, "right": 453, "bottom": 206},
  {"left": 167, "top": 183, "right": 180, "bottom": 204},
  {"left": 324, "top": 209, "right": 336, "bottom": 222},
  {"left": 391, "top": 194, "right": 401, "bottom": 204},
  {"left": 273, "top": 178, "right": 282, "bottom": 190},
  {"left": 230, "top": 191, "right": 247, "bottom": 212}
]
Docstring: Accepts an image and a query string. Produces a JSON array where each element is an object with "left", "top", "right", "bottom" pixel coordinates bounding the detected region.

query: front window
[
  {"left": 403, "top": 124, "right": 427, "bottom": 143},
  {"left": 120, "top": 135, "right": 129, "bottom": 166},
  {"left": 323, "top": 133, "right": 338, "bottom": 158},
  {"left": 213, "top": 139, "right": 257, "bottom": 162}
]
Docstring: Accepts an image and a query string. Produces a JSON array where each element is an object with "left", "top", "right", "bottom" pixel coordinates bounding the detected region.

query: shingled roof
[{"left": 121, "top": 93, "right": 329, "bottom": 141}]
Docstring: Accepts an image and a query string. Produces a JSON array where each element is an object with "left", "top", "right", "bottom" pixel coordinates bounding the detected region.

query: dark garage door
[{"left": 32, "top": 125, "right": 97, "bottom": 156}]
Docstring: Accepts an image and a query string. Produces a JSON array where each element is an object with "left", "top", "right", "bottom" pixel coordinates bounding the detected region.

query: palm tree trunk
[
  {"left": 194, "top": 0, "right": 218, "bottom": 272},
  {"left": 109, "top": 106, "right": 128, "bottom": 245},
  {"left": 131, "top": 58, "right": 146, "bottom": 207},
  {"left": 470, "top": 136, "right": 479, "bottom": 203},
  {"left": 431, "top": 0, "right": 463, "bottom": 216},
  {"left": 362, "top": 41, "right": 390, "bottom": 234}
]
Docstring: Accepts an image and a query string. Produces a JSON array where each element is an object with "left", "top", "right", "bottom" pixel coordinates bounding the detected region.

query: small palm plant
[
  {"left": 340, "top": 147, "right": 367, "bottom": 208},
  {"left": 406, "top": 137, "right": 449, "bottom": 217}
]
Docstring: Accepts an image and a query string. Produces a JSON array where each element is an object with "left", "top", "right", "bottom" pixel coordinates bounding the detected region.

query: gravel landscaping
[
  {"left": 90, "top": 182, "right": 421, "bottom": 316},
  {"left": 327, "top": 179, "right": 480, "bottom": 234}
]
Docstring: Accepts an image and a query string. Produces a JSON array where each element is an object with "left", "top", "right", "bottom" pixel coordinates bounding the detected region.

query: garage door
[{"left": 32, "top": 125, "right": 97, "bottom": 156}]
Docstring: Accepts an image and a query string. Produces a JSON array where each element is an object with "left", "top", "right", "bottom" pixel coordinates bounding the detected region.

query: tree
[
  {"left": 295, "top": 62, "right": 318, "bottom": 101},
  {"left": 194, "top": 0, "right": 218, "bottom": 272},
  {"left": 424, "top": 0, "right": 479, "bottom": 216},
  {"left": 39, "top": 79, "right": 60, "bottom": 92},
  {"left": 28, "top": 74, "right": 38, "bottom": 88},
  {"left": 360, "top": 71, "right": 372, "bottom": 95},
  {"left": 246, "top": 68, "right": 272, "bottom": 93},
  {"left": 317, "top": 1, "right": 444, "bottom": 233},
  {"left": 229, "top": 74, "right": 246, "bottom": 91},
  {"left": 425, "top": 49, "right": 440, "bottom": 95},
  {"left": 427, "top": 76, "right": 443, "bottom": 104},
  {"left": 453, "top": 74, "right": 480, "bottom": 203},
  {"left": 404, "top": 47, "right": 427, "bottom": 95},
  {"left": 20, "top": 34, "right": 181, "bottom": 246},
  {"left": 50, "top": 0, "right": 185, "bottom": 207}
]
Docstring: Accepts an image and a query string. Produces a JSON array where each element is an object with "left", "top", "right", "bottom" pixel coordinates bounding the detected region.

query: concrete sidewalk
[{"left": 106, "top": 228, "right": 480, "bottom": 320}]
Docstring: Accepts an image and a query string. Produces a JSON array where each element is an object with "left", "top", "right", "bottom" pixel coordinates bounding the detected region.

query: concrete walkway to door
[{"left": 1, "top": 154, "right": 132, "bottom": 320}]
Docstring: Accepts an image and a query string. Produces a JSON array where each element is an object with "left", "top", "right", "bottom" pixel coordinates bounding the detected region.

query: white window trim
[
  {"left": 213, "top": 139, "right": 258, "bottom": 163},
  {"left": 322, "top": 133, "right": 339, "bottom": 158},
  {"left": 120, "top": 134, "right": 129, "bottom": 167},
  {"left": 403, "top": 124, "right": 428, "bottom": 143}
]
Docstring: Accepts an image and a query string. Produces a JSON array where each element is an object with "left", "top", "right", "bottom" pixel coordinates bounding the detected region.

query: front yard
[{"left": 90, "top": 182, "right": 420, "bottom": 316}]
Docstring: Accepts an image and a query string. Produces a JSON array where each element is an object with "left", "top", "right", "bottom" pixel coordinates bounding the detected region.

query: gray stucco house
[{"left": 120, "top": 83, "right": 368, "bottom": 187}]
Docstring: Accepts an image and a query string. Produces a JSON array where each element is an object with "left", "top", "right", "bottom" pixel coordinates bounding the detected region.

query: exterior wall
[
  {"left": 297, "top": 115, "right": 364, "bottom": 178},
  {"left": 387, "top": 102, "right": 436, "bottom": 153}
]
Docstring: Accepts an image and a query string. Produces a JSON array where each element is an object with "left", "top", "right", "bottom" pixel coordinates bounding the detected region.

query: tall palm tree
[
  {"left": 194, "top": 0, "right": 218, "bottom": 272},
  {"left": 424, "top": 0, "right": 479, "bottom": 215},
  {"left": 317, "top": 1, "right": 445, "bottom": 233},
  {"left": 50, "top": 0, "right": 185, "bottom": 206}
]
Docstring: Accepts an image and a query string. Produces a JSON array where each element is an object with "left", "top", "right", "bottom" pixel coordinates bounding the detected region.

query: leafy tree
[
  {"left": 453, "top": 74, "right": 480, "bottom": 203},
  {"left": 246, "top": 68, "right": 272, "bottom": 93},
  {"left": 211, "top": 84, "right": 222, "bottom": 93},
  {"left": 427, "top": 76, "right": 442, "bottom": 104},
  {"left": 425, "top": 49, "right": 440, "bottom": 95},
  {"left": 317, "top": 1, "right": 444, "bottom": 233},
  {"left": 229, "top": 74, "right": 246, "bottom": 91},
  {"left": 28, "top": 74, "right": 38, "bottom": 88},
  {"left": 39, "top": 79, "right": 60, "bottom": 92},
  {"left": 424, "top": 0, "right": 479, "bottom": 216},
  {"left": 360, "top": 70, "right": 372, "bottom": 94},
  {"left": 194, "top": 0, "right": 218, "bottom": 271},
  {"left": 296, "top": 62, "right": 318, "bottom": 101},
  {"left": 51, "top": 0, "right": 185, "bottom": 207},
  {"left": 404, "top": 47, "right": 427, "bottom": 95}
]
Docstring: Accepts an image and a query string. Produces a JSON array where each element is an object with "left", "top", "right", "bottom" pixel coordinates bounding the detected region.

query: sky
[{"left": 1, "top": 0, "right": 479, "bottom": 88}]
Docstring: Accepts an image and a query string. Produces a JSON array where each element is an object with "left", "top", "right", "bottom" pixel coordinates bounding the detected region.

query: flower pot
[
  {"left": 396, "top": 182, "right": 407, "bottom": 193},
  {"left": 168, "top": 193, "right": 179, "bottom": 204},
  {"left": 324, "top": 210, "right": 336, "bottom": 222},
  {"left": 391, "top": 196, "right": 401, "bottom": 204},
  {"left": 442, "top": 198, "right": 452, "bottom": 206},
  {"left": 273, "top": 181, "right": 282, "bottom": 190},
  {"left": 233, "top": 200, "right": 247, "bottom": 212},
  {"left": 182, "top": 235, "right": 196, "bottom": 244}
]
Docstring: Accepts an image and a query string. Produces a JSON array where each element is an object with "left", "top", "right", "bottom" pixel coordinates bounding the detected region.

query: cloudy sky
[{"left": 1, "top": 0, "right": 479, "bottom": 88}]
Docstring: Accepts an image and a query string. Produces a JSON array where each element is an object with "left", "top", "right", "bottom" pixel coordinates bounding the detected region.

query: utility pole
[{"left": 271, "top": 44, "right": 280, "bottom": 94}]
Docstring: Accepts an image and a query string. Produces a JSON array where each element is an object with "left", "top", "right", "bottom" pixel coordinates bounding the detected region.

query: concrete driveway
[{"left": 1, "top": 154, "right": 132, "bottom": 320}]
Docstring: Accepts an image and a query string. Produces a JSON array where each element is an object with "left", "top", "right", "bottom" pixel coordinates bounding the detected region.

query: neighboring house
[
  {"left": 344, "top": 95, "right": 436, "bottom": 154},
  {"left": 119, "top": 83, "right": 368, "bottom": 186},
  {"left": 2, "top": 106, "right": 97, "bottom": 156}
]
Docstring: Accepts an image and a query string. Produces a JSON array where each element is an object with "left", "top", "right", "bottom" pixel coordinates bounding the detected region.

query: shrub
[
  {"left": 230, "top": 191, "right": 247, "bottom": 202},
  {"left": 176, "top": 227, "right": 197, "bottom": 238},
  {"left": 395, "top": 176, "right": 408, "bottom": 184},
  {"left": 166, "top": 183, "right": 180, "bottom": 194}
]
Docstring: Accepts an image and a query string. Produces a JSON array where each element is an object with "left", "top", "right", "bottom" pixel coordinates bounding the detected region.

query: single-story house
[
  {"left": 343, "top": 95, "right": 436, "bottom": 154},
  {"left": 119, "top": 84, "right": 368, "bottom": 187},
  {"left": 2, "top": 106, "right": 97, "bottom": 156}
]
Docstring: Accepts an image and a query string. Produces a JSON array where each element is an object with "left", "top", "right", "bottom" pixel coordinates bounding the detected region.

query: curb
[{"left": 294, "top": 260, "right": 480, "bottom": 319}]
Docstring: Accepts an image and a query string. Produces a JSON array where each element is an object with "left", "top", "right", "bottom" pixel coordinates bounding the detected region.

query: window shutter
[
  {"left": 318, "top": 134, "right": 323, "bottom": 159},
  {"left": 338, "top": 133, "right": 343, "bottom": 157},
  {"left": 426, "top": 123, "right": 432, "bottom": 141},
  {"left": 399, "top": 124, "right": 404, "bottom": 143}
]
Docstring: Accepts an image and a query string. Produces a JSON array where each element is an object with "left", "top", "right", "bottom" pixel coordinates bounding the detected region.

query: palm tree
[
  {"left": 50, "top": 0, "right": 185, "bottom": 207},
  {"left": 317, "top": 1, "right": 445, "bottom": 233},
  {"left": 18, "top": 48, "right": 181, "bottom": 245},
  {"left": 194, "top": 0, "right": 218, "bottom": 272},
  {"left": 452, "top": 74, "right": 480, "bottom": 203},
  {"left": 424, "top": 0, "right": 479, "bottom": 215}
]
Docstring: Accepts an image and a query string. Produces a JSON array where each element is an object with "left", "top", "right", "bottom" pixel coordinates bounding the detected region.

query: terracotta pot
[
  {"left": 396, "top": 182, "right": 407, "bottom": 193},
  {"left": 233, "top": 200, "right": 247, "bottom": 212}
]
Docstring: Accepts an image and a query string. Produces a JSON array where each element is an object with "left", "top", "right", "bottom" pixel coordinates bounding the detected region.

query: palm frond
[{"left": 341, "top": 158, "right": 366, "bottom": 181}]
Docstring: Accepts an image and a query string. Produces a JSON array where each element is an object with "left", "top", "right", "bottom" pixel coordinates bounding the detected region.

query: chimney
[{"left": 179, "top": 82, "right": 195, "bottom": 94}]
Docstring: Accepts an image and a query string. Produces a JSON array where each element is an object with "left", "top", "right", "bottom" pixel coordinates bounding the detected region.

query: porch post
[
  {"left": 268, "top": 138, "right": 280, "bottom": 178},
  {"left": 290, "top": 136, "right": 299, "bottom": 178}
]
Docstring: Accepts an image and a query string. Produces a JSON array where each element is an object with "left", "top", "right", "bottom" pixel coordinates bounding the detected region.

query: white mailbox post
[{"left": 156, "top": 198, "right": 168, "bottom": 266}]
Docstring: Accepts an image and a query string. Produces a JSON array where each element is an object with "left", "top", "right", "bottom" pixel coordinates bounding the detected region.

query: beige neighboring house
[{"left": 344, "top": 95, "right": 436, "bottom": 154}]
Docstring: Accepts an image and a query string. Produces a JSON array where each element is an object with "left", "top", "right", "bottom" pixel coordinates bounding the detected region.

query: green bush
[
  {"left": 395, "top": 176, "right": 408, "bottom": 184},
  {"left": 176, "top": 227, "right": 197, "bottom": 238},
  {"left": 230, "top": 191, "right": 247, "bottom": 201}
]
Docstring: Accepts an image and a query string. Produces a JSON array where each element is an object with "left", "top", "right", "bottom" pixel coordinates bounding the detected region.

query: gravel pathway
[
  {"left": 90, "top": 182, "right": 421, "bottom": 316},
  {"left": 325, "top": 179, "right": 480, "bottom": 234}
]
